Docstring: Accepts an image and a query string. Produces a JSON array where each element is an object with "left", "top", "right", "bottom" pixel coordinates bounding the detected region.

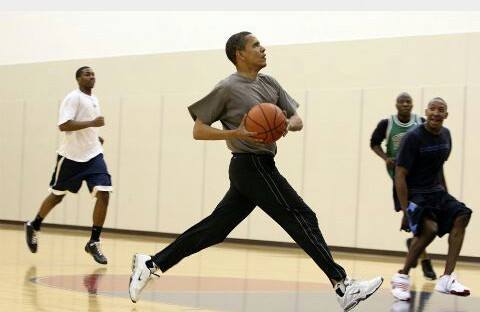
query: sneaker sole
[
  {"left": 345, "top": 278, "right": 384, "bottom": 312},
  {"left": 129, "top": 254, "right": 147, "bottom": 303},
  {"left": 129, "top": 254, "right": 138, "bottom": 303},
  {"left": 435, "top": 289, "right": 471, "bottom": 297},
  {"left": 128, "top": 276, "right": 136, "bottom": 303},
  {"left": 451, "top": 290, "right": 470, "bottom": 297}
]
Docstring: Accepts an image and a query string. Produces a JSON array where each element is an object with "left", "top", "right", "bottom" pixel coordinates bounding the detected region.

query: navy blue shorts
[
  {"left": 407, "top": 191, "right": 472, "bottom": 237},
  {"left": 49, "top": 153, "right": 113, "bottom": 196}
]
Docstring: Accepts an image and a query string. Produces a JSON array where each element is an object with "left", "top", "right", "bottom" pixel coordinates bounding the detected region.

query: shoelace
[
  {"left": 91, "top": 242, "right": 105, "bottom": 257},
  {"left": 342, "top": 278, "right": 363, "bottom": 295},
  {"left": 31, "top": 231, "right": 38, "bottom": 244},
  {"left": 147, "top": 265, "right": 160, "bottom": 277},
  {"left": 445, "top": 274, "right": 457, "bottom": 289},
  {"left": 450, "top": 278, "right": 466, "bottom": 290},
  {"left": 344, "top": 278, "right": 356, "bottom": 287}
]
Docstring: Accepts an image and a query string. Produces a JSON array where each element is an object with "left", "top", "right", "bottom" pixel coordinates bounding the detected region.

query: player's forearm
[
  {"left": 371, "top": 145, "right": 388, "bottom": 161},
  {"left": 59, "top": 120, "right": 94, "bottom": 132},
  {"left": 395, "top": 168, "right": 409, "bottom": 211},
  {"left": 192, "top": 121, "right": 238, "bottom": 141},
  {"left": 287, "top": 113, "right": 303, "bottom": 131}
]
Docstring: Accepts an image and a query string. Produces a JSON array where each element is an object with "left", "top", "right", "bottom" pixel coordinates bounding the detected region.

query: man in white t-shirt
[{"left": 25, "top": 66, "right": 113, "bottom": 265}]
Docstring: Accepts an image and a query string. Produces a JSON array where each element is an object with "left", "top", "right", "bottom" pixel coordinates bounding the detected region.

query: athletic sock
[
  {"left": 145, "top": 260, "right": 158, "bottom": 272},
  {"left": 90, "top": 226, "right": 103, "bottom": 242},
  {"left": 31, "top": 215, "right": 44, "bottom": 231}
]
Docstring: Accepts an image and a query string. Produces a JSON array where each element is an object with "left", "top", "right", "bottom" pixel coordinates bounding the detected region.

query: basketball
[{"left": 244, "top": 103, "right": 287, "bottom": 144}]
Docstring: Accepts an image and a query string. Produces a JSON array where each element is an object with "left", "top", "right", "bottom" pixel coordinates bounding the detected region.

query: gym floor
[{"left": 2, "top": 223, "right": 479, "bottom": 312}]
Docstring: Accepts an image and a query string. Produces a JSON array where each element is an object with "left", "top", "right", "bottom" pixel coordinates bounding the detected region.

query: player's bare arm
[
  {"left": 287, "top": 112, "right": 303, "bottom": 132},
  {"left": 372, "top": 145, "right": 395, "bottom": 169},
  {"left": 192, "top": 116, "right": 262, "bottom": 143},
  {"left": 59, "top": 116, "right": 105, "bottom": 131}
]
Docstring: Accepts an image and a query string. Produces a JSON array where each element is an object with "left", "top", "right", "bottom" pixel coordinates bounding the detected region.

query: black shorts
[
  {"left": 49, "top": 153, "right": 113, "bottom": 196},
  {"left": 407, "top": 191, "right": 472, "bottom": 237}
]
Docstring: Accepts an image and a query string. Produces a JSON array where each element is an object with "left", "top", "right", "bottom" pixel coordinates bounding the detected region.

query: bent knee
[
  {"left": 454, "top": 214, "right": 471, "bottom": 228},
  {"left": 422, "top": 219, "right": 438, "bottom": 238}
]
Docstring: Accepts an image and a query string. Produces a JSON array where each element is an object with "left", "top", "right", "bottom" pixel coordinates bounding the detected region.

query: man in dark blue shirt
[
  {"left": 390, "top": 97, "right": 472, "bottom": 301},
  {"left": 370, "top": 92, "right": 436, "bottom": 281}
]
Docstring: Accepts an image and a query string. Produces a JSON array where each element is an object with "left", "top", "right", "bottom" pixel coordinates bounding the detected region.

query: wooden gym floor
[{"left": 2, "top": 223, "right": 479, "bottom": 312}]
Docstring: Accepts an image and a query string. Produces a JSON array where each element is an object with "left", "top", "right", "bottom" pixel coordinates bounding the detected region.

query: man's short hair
[
  {"left": 428, "top": 97, "right": 448, "bottom": 107},
  {"left": 75, "top": 66, "right": 91, "bottom": 79},
  {"left": 396, "top": 92, "right": 412, "bottom": 103},
  {"left": 225, "top": 31, "right": 252, "bottom": 65}
]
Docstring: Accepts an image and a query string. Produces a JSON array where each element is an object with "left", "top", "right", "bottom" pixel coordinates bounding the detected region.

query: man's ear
[{"left": 236, "top": 50, "right": 244, "bottom": 63}]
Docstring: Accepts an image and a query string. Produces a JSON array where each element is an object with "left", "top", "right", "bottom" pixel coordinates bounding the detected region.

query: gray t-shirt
[{"left": 188, "top": 72, "right": 299, "bottom": 155}]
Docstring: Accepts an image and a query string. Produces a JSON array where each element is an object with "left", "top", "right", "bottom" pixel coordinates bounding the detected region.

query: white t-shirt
[{"left": 56, "top": 89, "right": 103, "bottom": 162}]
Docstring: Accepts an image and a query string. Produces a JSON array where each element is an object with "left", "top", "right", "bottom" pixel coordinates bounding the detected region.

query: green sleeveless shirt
[{"left": 386, "top": 114, "right": 423, "bottom": 178}]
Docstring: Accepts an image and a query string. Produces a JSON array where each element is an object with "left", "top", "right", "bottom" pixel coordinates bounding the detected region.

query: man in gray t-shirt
[
  {"left": 129, "top": 31, "right": 383, "bottom": 311},
  {"left": 188, "top": 71, "right": 298, "bottom": 155}
]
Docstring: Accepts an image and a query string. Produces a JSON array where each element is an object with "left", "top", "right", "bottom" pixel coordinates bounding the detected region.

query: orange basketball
[{"left": 244, "top": 103, "right": 287, "bottom": 144}]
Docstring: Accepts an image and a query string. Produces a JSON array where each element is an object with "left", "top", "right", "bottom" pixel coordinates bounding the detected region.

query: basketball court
[{"left": 3, "top": 223, "right": 479, "bottom": 312}]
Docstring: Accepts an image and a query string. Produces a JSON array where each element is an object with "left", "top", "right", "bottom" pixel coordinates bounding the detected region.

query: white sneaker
[
  {"left": 391, "top": 273, "right": 411, "bottom": 301},
  {"left": 128, "top": 254, "right": 158, "bottom": 303},
  {"left": 336, "top": 276, "right": 384, "bottom": 312},
  {"left": 435, "top": 273, "right": 470, "bottom": 296}
]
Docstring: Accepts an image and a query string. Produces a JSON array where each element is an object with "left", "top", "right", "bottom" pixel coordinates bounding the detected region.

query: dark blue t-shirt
[{"left": 396, "top": 124, "right": 451, "bottom": 194}]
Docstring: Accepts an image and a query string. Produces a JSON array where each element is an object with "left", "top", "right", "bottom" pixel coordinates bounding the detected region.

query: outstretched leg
[
  {"left": 25, "top": 193, "right": 65, "bottom": 253},
  {"left": 239, "top": 155, "right": 382, "bottom": 312},
  {"left": 151, "top": 186, "right": 255, "bottom": 271},
  {"left": 241, "top": 155, "right": 346, "bottom": 282},
  {"left": 129, "top": 185, "right": 255, "bottom": 303}
]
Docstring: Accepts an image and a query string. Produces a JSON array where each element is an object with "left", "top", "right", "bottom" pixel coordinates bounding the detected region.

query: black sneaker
[
  {"left": 85, "top": 241, "right": 108, "bottom": 265},
  {"left": 421, "top": 259, "right": 437, "bottom": 280},
  {"left": 25, "top": 222, "right": 38, "bottom": 253},
  {"left": 406, "top": 238, "right": 418, "bottom": 268}
]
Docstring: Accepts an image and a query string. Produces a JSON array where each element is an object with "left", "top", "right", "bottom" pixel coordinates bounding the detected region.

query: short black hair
[
  {"left": 225, "top": 31, "right": 252, "bottom": 65},
  {"left": 75, "top": 66, "right": 91, "bottom": 79},
  {"left": 396, "top": 92, "right": 412, "bottom": 103},
  {"left": 428, "top": 97, "right": 448, "bottom": 107}
]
